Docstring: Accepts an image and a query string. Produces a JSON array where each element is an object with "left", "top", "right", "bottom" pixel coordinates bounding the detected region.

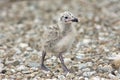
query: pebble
[
  {"left": 0, "top": 49, "right": 5, "bottom": 55},
  {"left": 76, "top": 53, "right": 85, "bottom": 60},
  {"left": 64, "top": 58, "right": 71, "bottom": 63},
  {"left": 58, "top": 75, "right": 65, "bottom": 80},
  {"left": 108, "top": 73, "right": 119, "bottom": 80},
  {"left": 82, "top": 68, "right": 91, "bottom": 72},
  {"left": 26, "top": 47, "right": 33, "bottom": 51},
  {"left": 13, "top": 48, "right": 22, "bottom": 54},
  {"left": 16, "top": 65, "right": 28, "bottom": 71},
  {"left": 78, "top": 63, "right": 88, "bottom": 69},
  {"left": 83, "top": 71, "right": 96, "bottom": 77},
  {"left": 90, "top": 76, "right": 101, "bottom": 80},
  {"left": 12, "top": 60, "right": 20, "bottom": 66},
  {"left": 79, "top": 76, "right": 84, "bottom": 80},
  {"left": 86, "top": 62, "right": 93, "bottom": 67},
  {"left": 0, "top": 63, "right": 4, "bottom": 72},
  {"left": 22, "top": 70, "right": 33, "bottom": 74},
  {"left": 51, "top": 56, "right": 57, "bottom": 60},
  {"left": 83, "top": 39, "right": 91, "bottom": 44},
  {"left": 84, "top": 77, "right": 89, "bottom": 80},
  {"left": 111, "top": 55, "right": 120, "bottom": 70},
  {"left": 10, "top": 69, "right": 16, "bottom": 73},
  {"left": 28, "top": 62, "right": 40, "bottom": 68},
  {"left": 19, "top": 43, "right": 28, "bottom": 48}
]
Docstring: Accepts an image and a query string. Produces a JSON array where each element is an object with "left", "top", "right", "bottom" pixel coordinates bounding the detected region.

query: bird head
[{"left": 59, "top": 11, "right": 78, "bottom": 24}]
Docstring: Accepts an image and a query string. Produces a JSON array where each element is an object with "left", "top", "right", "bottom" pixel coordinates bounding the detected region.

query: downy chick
[{"left": 41, "top": 11, "right": 78, "bottom": 72}]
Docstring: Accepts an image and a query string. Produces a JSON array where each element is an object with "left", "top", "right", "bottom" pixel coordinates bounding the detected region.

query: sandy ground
[{"left": 0, "top": 0, "right": 120, "bottom": 80}]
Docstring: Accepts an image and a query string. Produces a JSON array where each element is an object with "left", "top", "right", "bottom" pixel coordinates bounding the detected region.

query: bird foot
[
  {"left": 63, "top": 68, "right": 73, "bottom": 73},
  {"left": 40, "top": 65, "right": 49, "bottom": 71}
]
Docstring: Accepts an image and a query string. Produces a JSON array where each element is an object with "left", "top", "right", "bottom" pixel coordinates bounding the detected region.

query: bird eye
[{"left": 65, "top": 16, "right": 68, "bottom": 19}]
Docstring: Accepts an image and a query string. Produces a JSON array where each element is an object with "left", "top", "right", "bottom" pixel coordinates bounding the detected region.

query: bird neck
[{"left": 59, "top": 22, "right": 72, "bottom": 34}]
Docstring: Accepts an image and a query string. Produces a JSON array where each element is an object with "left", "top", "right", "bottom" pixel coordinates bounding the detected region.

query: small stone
[
  {"left": 108, "top": 73, "right": 119, "bottom": 80},
  {"left": 1, "top": 69, "right": 7, "bottom": 74},
  {"left": 95, "top": 24, "right": 101, "bottom": 30},
  {"left": 19, "top": 43, "right": 28, "bottom": 48},
  {"left": 0, "top": 63, "right": 4, "bottom": 72},
  {"left": 26, "top": 47, "right": 33, "bottom": 51},
  {"left": 13, "top": 48, "right": 22, "bottom": 54},
  {"left": 28, "top": 62, "right": 40, "bottom": 68},
  {"left": 79, "top": 76, "right": 84, "bottom": 80},
  {"left": 16, "top": 65, "right": 27, "bottom": 71},
  {"left": 10, "top": 69, "right": 16, "bottom": 73},
  {"left": 111, "top": 70, "right": 118, "bottom": 75},
  {"left": 76, "top": 53, "right": 85, "bottom": 60},
  {"left": 66, "top": 73, "right": 75, "bottom": 79},
  {"left": 104, "top": 47, "right": 109, "bottom": 52},
  {"left": 51, "top": 56, "right": 57, "bottom": 60},
  {"left": 84, "top": 77, "right": 89, "bottom": 80},
  {"left": 83, "top": 71, "right": 96, "bottom": 77},
  {"left": 0, "top": 48, "right": 5, "bottom": 54},
  {"left": 22, "top": 70, "right": 33, "bottom": 74},
  {"left": 111, "top": 56, "right": 120, "bottom": 70},
  {"left": 83, "top": 38, "right": 91, "bottom": 44},
  {"left": 58, "top": 75, "right": 65, "bottom": 80},
  {"left": 86, "top": 62, "right": 93, "bottom": 67},
  {"left": 64, "top": 58, "right": 71, "bottom": 63},
  {"left": 78, "top": 63, "right": 87, "bottom": 69},
  {"left": 90, "top": 76, "right": 101, "bottom": 80},
  {"left": 12, "top": 60, "right": 20, "bottom": 66},
  {"left": 30, "top": 54, "right": 40, "bottom": 61},
  {"left": 82, "top": 68, "right": 91, "bottom": 72}
]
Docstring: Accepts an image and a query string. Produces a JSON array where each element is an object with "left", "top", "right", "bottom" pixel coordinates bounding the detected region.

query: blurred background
[{"left": 0, "top": 0, "right": 120, "bottom": 79}]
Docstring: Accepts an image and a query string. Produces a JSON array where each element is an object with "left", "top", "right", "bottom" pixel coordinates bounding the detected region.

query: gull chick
[{"left": 41, "top": 11, "right": 78, "bottom": 72}]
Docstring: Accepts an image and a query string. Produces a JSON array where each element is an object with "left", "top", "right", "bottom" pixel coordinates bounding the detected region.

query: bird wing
[{"left": 42, "top": 24, "right": 61, "bottom": 48}]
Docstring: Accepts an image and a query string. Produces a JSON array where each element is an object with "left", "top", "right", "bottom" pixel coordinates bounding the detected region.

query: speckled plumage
[
  {"left": 40, "top": 11, "right": 78, "bottom": 72},
  {"left": 42, "top": 12, "right": 77, "bottom": 54},
  {"left": 42, "top": 24, "right": 61, "bottom": 54}
]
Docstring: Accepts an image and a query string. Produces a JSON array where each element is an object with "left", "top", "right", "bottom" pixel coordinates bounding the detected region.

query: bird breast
[
  {"left": 53, "top": 30, "right": 76, "bottom": 53},
  {"left": 43, "top": 25, "right": 77, "bottom": 55}
]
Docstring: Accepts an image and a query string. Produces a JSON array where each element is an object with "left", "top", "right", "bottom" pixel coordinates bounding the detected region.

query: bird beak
[{"left": 71, "top": 18, "right": 78, "bottom": 22}]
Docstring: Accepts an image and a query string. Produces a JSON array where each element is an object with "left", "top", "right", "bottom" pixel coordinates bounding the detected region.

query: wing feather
[{"left": 42, "top": 24, "right": 61, "bottom": 50}]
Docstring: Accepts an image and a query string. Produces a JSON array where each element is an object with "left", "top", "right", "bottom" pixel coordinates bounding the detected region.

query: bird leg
[
  {"left": 58, "top": 53, "right": 71, "bottom": 73},
  {"left": 40, "top": 51, "right": 49, "bottom": 71}
]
